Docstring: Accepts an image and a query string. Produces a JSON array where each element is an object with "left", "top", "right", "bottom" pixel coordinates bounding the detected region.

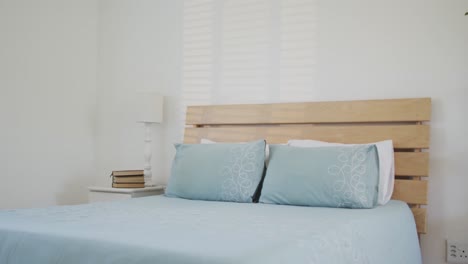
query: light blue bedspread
[{"left": 0, "top": 196, "right": 421, "bottom": 264}]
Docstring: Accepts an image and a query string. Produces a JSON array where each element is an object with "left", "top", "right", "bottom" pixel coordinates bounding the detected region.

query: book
[
  {"left": 111, "top": 170, "right": 144, "bottom": 177},
  {"left": 113, "top": 176, "right": 144, "bottom": 183},
  {"left": 112, "top": 183, "right": 145, "bottom": 188}
]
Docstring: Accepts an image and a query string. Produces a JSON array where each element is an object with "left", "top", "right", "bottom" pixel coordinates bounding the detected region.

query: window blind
[{"left": 181, "top": 0, "right": 317, "bottom": 136}]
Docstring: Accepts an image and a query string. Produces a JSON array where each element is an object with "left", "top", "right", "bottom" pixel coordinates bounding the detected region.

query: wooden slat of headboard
[
  {"left": 184, "top": 125, "right": 430, "bottom": 149},
  {"left": 392, "top": 180, "right": 428, "bottom": 205},
  {"left": 187, "top": 98, "right": 431, "bottom": 125},
  {"left": 395, "top": 152, "right": 430, "bottom": 176},
  {"left": 412, "top": 208, "right": 427, "bottom": 234}
]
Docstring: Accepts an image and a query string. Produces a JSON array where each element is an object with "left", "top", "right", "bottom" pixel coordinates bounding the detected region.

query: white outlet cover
[{"left": 447, "top": 240, "right": 468, "bottom": 264}]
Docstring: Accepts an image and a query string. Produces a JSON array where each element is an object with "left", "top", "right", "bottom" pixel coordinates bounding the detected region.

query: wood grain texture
[
  {"left": 187, "top": 98, "right": 431, "bottom": 125},
  {"left": 184, "top": 125, "right": 430, "bottom": 149},
  {"left": 392, "top": 180, "right": 428, "bottom": 205},
  {"left": 395, "top": 152, "right": 430, "bottom": 176},
  {"left": 412, "top": 208, "right": 427, "bottom": 234}
]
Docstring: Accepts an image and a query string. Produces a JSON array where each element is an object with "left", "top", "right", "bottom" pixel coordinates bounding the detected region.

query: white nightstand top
[{"left": 88, "top": 186, "right": 165, "bottom": 194}]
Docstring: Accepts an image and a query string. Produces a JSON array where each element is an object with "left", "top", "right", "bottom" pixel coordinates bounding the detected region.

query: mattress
[{"left": 0, "top": 196, "right": 421, "bottom": 264}]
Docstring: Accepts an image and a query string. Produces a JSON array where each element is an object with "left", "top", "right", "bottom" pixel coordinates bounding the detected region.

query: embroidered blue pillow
[
  {"left": 166, "top": 140, "right": 266, "bottom": 203},
  {"left": 260, "top": 145, "right": 380, "bottom": 209}
]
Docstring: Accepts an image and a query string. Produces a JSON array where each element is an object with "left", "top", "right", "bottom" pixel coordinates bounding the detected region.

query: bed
[
  {"left": 1, "top": 196, "right": 420, "bottom": 264},
  {"left": 0, "top": 98, "right": 431, "bottom": 264}
]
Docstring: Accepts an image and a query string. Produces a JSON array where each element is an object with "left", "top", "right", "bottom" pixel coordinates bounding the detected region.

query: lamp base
[
  {"left": 143, "top": 122, "right": 156, "bottom": 188},
  {"left": 144, "top": 172, "right": 155, "bottom": 187}
]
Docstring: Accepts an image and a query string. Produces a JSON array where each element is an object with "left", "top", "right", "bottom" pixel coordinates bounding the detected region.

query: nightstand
[{"left": 88, "top": 186, "right": 165, "bottom": 203}]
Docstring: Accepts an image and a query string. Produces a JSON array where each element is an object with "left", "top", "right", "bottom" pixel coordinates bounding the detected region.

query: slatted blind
[{"left": 181, "top": 0, "right": 318, "bottom": 135}]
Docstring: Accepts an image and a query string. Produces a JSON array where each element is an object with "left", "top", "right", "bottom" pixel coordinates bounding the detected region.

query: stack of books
[{"left": 111, "top": 170, "right": 145, "bottom": 188}]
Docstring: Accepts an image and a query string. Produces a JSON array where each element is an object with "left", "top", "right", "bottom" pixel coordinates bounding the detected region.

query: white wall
[
  {"left": 0, "top": 0, "right": 98, "bottom": 208},
  {"left": 94, "top": 0, "right": 182, "bottom": 187}
]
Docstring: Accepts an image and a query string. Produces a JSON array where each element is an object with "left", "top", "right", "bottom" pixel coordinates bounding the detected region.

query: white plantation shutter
[
  {"left": 182, "top": 0, "right": 214, "bottom": 107},
  {"left": 181, "top": 0, "right": 317, "bottom": 135},
  {"left": 218, "top": 0, "right": 272, "bottom": 103},
  {"left": 279, "top": 0, "right": 317, "bottom": 100}
]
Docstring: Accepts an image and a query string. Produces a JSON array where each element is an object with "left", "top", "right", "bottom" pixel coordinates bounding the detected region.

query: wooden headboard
[{"left": 183, "top": 98, "right": 431, "bottom": 234}]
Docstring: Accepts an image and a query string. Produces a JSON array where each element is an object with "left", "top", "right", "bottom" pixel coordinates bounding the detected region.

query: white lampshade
[{"left": 137, "top": 93, "right": 164, "bottom": 123}]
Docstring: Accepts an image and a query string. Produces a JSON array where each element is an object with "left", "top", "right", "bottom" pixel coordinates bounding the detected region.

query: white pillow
[
  {"left": 201, "top": 139, "right": 271, "bottom": 165},
  {"left": 287, "top": 139, "right": 395, "bottom": 206}
]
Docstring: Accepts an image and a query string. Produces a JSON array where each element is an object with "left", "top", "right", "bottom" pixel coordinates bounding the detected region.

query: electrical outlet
[{"left": 447, "top": 240, "right": 468, "bottom": 263}]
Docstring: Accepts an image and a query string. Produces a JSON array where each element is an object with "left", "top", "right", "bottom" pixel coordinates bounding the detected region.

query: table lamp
[{"left": 137, "top": 93, "right": 164, "bottom": 187}]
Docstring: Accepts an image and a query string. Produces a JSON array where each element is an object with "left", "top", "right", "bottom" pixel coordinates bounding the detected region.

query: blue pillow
[
  {"left": 166, "top": 140, "right": 266, "bottom": 203},
  {"left": 260, "top": 145, "right": 380, "bottom": 209}
]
